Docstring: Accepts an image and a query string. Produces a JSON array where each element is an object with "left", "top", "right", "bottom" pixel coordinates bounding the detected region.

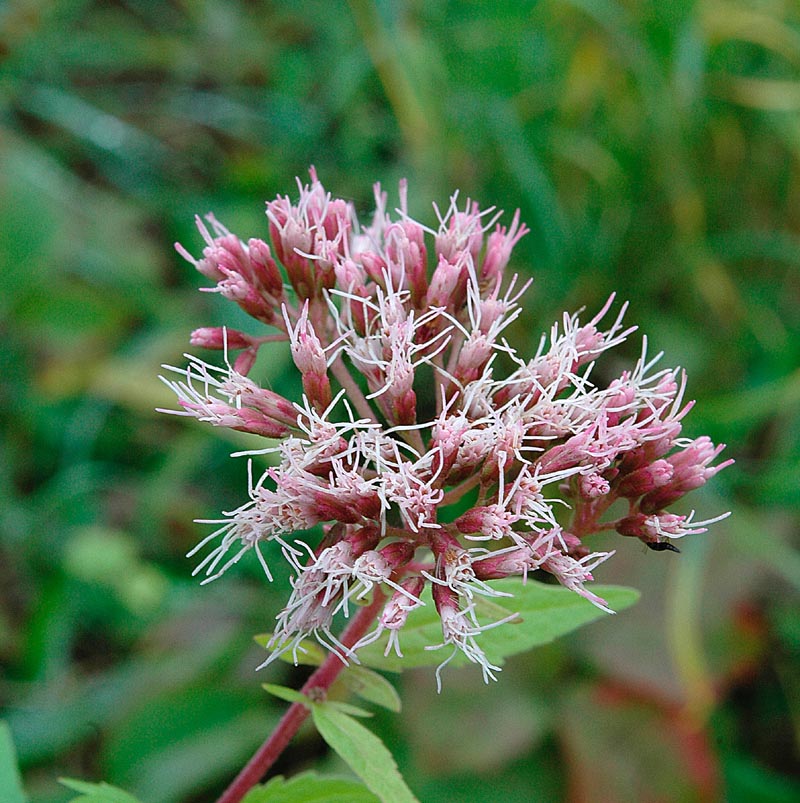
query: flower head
[{"left": 162, "top": 169, "right": 731, "bottom": 685}]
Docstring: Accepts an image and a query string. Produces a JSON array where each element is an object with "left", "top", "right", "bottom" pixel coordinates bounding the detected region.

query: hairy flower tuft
[{"left": 161, "top": 169, "right": 731, "bottom": 685}]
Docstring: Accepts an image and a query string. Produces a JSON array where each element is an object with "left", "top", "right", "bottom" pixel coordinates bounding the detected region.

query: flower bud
[
  {"left": 480, "top": 210, "right": 529, "bottom": 286},
  {"left": 190, "top": 327, "right": 253, "bottom": 350},
  {"left": 247, "top": 238, "right": 284, "bottom": 299},
  {"left": 616, "top": 459, "right": 673, "bottom": 498}
]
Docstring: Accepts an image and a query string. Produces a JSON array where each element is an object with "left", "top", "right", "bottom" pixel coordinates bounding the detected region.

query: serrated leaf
[
  {"left": 59, "top": 778, "right": 143, "bottom": 803},
  {"left": 476, "top": 580, "right": 640, "bottom": 662},
  {"left": 240, "top": 771, "right": 379, "bottom": 802},
  {"left": 336, "top": 665, "right": 402, "bottom": 713},
  {"left": 261, "top": 684, "right": 309, "bottom": 706},
  {"left": 311, "top": 706, "right": 420, "bottom": 803},
  {"left": 357, "top": 580, "right": 639, "bottom": 671},
  {"left": 0, "top": 723, "right": 27, "bottom": 803}
]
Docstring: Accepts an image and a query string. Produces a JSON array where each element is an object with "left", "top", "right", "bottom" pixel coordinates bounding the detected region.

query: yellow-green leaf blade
[
  {"left": 311, "top": 705, "right": 420, "bottom": 803},
  {"left": 240, "top": 771, "right": 379, "bottom": 803},
  {"left": 357, "top": 580, "right": 639, "bottom": 672}
]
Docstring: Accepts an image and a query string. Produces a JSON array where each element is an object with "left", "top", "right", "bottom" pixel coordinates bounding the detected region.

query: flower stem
[{"left": 215, "top": 590, "right": 386, "bottom": 803}]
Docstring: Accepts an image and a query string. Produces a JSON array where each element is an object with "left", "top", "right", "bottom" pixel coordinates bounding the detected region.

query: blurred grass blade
[{"left": 0, "top": 722, "right": 27, "bottom": 803}]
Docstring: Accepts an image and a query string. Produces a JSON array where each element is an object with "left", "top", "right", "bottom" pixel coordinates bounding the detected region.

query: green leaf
[
  {"left": 59, "top": 778, "right": 143, "bottom": 803},
  {"left": 0, "top": 722, "right": 27, "bottom": 803},
  {"left": 311, "top": 705, "right": 420, "bottom": 803},
  {"left": 335, "top": 665, "right": 402, "bottom": 713},
  {"left": 264, "top": 683, "right": 372, "bottom": 717},
  {"left": 477, "top": 580, "right": 640, "bottom": 662},
  {"left": 261, "top": 684, "right": 309, "bottom": 706},
  {"left": 325, "top": 701, "right": 373, "bottom": 718},
  {"left": 357, "top": 580, "right": 640, "bottom": 671},
  {"left": 240, "top": 771, "right": 379, "bottom": 802}
]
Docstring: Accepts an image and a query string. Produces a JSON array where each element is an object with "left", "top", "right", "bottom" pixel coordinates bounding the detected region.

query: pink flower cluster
[{"left": 161, "top": 169, "right": 731, "bottom": 683}]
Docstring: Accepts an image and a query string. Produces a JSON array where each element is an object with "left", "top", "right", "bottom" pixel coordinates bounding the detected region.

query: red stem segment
[{"left": 216, "top": 591, "right": 386, "bottom": 803}]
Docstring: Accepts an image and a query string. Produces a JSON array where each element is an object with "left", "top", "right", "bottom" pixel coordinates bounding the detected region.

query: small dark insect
[{"left": 646, "top": 540, "right": 681, "bottom": 553}]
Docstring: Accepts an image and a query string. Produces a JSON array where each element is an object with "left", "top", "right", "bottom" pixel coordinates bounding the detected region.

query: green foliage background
[{"left": 1, "top": 1, "right": 798, "bottom": 800}]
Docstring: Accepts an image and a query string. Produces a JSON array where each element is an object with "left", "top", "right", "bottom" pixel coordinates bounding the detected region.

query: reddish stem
[{"left": 216, "top": 590, "right": 386, "bottom": 803}]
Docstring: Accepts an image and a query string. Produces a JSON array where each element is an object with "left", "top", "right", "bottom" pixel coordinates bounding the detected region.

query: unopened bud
[
  {"left": 190, "top": 327, "right": 253, "bottom": 350},
  {"left": 247, "top": 238, "right": 284, "bottom": 299},
  {"left": 616, "top": 459, "right": 673, "bottom": 498},
  {"left": 480, "top": 210, "right": 529, "bottom": 285}
]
